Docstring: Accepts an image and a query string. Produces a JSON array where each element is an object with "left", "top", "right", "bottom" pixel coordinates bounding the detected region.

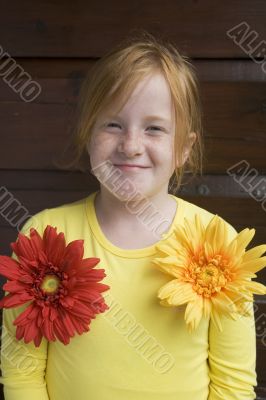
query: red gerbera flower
[{"left": 0, "top": 225, "right": 110, "bottom": 347}]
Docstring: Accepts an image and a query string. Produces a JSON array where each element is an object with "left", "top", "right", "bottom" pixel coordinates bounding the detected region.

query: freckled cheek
[
  {"left": 91, "top": 132, "right": 115, "bottom": 148},
  {"left": 159, "top": 150, "right": 176, "bottom": 173},
  {"left": 90, "top": 135, "right": 117, "bottom": 164}
]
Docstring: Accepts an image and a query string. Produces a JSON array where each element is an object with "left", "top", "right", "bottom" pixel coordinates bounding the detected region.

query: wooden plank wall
[{"left": 0, "top": 1, "right": 265, "bottom": 398}]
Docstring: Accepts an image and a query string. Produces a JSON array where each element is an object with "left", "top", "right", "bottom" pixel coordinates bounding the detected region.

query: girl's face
[{"left": 88, "top": 72, "right": 190, "bottom": 200}]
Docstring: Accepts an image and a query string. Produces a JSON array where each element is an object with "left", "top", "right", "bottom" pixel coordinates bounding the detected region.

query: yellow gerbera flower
[{"left": 152, "top": 214, "right": 266, "bottom": 333}]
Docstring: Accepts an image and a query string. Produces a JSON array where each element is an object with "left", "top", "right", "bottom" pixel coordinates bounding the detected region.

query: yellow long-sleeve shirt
[{"left": 0, "top": 190, "right": 257, "bottom": 399}]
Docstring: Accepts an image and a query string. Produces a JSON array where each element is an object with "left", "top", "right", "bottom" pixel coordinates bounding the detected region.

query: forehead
[
  {"left": 126, "top": 72, "right": 172, "bottom": 105},
  {"left": 100, "top": 72, "right": 175, "bottom": 120}
]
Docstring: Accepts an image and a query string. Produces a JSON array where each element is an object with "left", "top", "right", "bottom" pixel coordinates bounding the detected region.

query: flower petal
[
  {"left": 184, "top": 297, "right": 203, "bottom": 332},
  {"left": 13, "top": 303, "right": 39, "bottom": 326},
  {"left": 0, "top": 256, "right": 21, "bottom": 280},
  {"left": 210, "top": 308, "right": 223, "bottom": 332},
  {"left": 61, "top": 240, "right": 84, "bottom": 272},
  {"left": 235, "top": 228, "right": 255, "bottom": 254},
  {"left": 53, "top": 318, "right": 71, "bottom": 345},
  {"left": 242, "top": 280, "right": 266, "bottom": 295},
  {"left": 240, "top": 256, "right": 266, "bottom": 273},
  {"left": 155, "top": 240, "right": 178, "bottom": 256},
  {"left": 0, "top": 292, "right": 33, "bottom": 308},
  {"left": 211, "top": 291, "right": 238, "bottom": 314},
  {"left": 157, "top": 279, "right": 180, "bottom": 299},
  {"left": 207, "top": 216, "right": 227, "bottom": 254},
  {"left": 203, "top": 297, "right": 212, "bottom": 319},
  {"left": 152, "top": 258, "right": 185, "bottom": 278},
  {"left": 170, "top": 284, "right": 196, "bottom": 306},
  {"left": 29, "top": 228, "right": 44, "bottom": 257},
  {"left": 11, "top": 233, "right": 36, "bottom": 261},
  {"left": 242, "top": 244, "right": 266, "bottom": 263},
  {"left": 3, "top": 280, "right": 28, "bottom": 293},
  {"left": 49, "top": 232, "right": 66, "bottom": 266},
  {"left": 42, "top": 317, "right": 56, "bottom": 341}
]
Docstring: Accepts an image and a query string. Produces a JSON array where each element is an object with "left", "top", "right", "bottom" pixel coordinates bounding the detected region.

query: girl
[{"left": 0, "top": 30, "right": 259, "bottom": 399}]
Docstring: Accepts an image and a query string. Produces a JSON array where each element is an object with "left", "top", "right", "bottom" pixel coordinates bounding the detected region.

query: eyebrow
[
  {"left": 107, "top": 114, "right": 170, "bottom": 123},
  {"left": 143, "top": 115, "right": 170, "bottom": 123},
  {"left": 104, "top": 114, "right": 171, "bottom": 125}
]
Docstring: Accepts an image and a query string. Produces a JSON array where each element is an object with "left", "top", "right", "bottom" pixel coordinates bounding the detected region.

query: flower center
[
  {"left": 184, "top": 251, "right": 234, "bottom": 298},
  {"left": 40, "top": 274, "right": 60, "bottom": 294}
]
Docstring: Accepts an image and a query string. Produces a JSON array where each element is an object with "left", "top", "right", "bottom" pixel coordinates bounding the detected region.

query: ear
[{"left": 181, "top": 132, "right": 197, "bottom": 165}]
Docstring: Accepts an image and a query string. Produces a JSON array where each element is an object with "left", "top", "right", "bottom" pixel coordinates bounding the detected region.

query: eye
[
  {"left": 107, "top": 122, "right": 121, "bottom": 128},
  {"left": 147, "top": 126, "right": 164, "bottom": 133}
]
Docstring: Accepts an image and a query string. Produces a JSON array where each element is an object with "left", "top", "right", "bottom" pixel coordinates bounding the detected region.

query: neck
[{"left": 94, "top": 186, "right": 177, "bottom": 239}]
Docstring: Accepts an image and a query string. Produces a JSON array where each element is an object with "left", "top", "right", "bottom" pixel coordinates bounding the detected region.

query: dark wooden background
[{"left": 0, "top": 1, "right": 265, "bottom": 398}]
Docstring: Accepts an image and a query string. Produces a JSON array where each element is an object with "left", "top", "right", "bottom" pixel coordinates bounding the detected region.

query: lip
[{"left": 114, "top": 164, "right": 149, "bottom": 171}]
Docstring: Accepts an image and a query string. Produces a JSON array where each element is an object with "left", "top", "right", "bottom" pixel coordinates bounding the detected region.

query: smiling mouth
[
  {"left": 114, "top": 163, "right": 150, "bottom": 168},
  {"left": 114, "top": 165, "right": 148, "bottom": 171}
]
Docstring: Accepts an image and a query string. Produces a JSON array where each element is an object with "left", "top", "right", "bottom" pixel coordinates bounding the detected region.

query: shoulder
[
  {"left": 19, "top": 195, "right": 89, "bottom": 238},
  {"left": 175, "top": 195, "right": 238, "bottom": 241}
]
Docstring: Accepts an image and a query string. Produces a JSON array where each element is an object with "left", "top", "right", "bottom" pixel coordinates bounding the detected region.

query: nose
[{"left": 117, "top": 130, "right": 144, "bottom": 157}]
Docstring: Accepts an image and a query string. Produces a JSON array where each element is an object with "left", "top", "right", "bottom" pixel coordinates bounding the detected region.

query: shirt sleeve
[
  {"left": 207, "top": 224, "right": 258, "bottom": 400},
  {"left": 0, "top": 214, "right": 50, "bottom": 400}
]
